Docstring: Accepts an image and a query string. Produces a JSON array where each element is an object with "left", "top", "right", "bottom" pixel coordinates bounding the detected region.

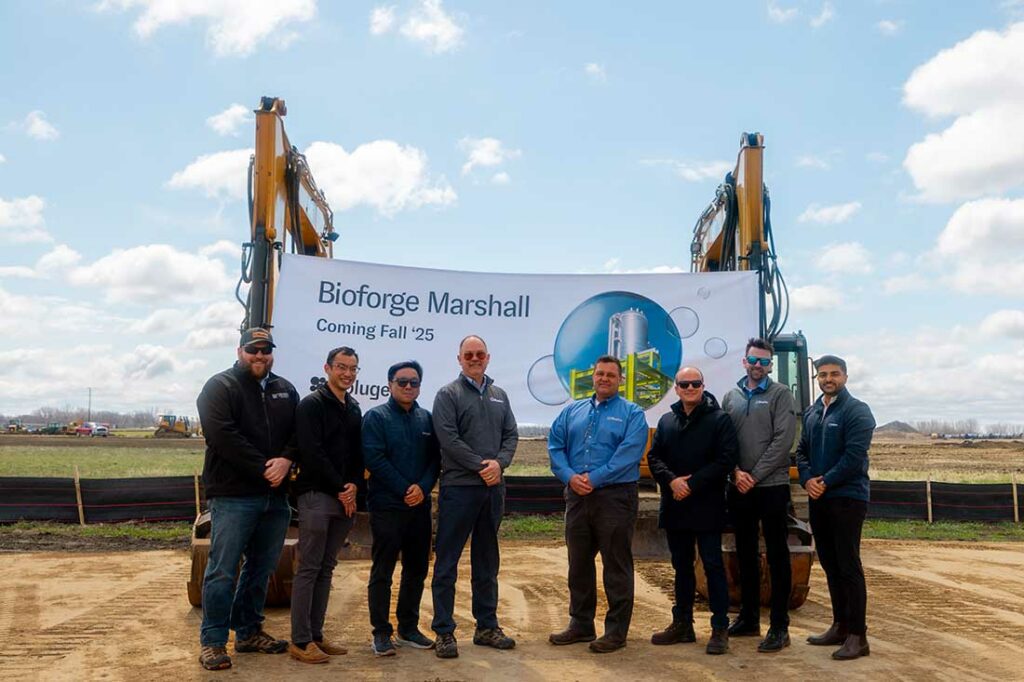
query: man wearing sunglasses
[
  {"left": 646, "top": 366, "right": 738, "bottom": 655},
  {"left": 195, "top": 328, "right": 299, "bottom": 671},
  {"left": 362, "top": 360, "right": 441, "bottom": 656},
  {"left": 547, "top": 355, "right": 648, "bottom": 654},
  {"left": 430, "top": 335, "right": 518, "bottom": 659},
  {"left": 289, "top": 346, "right": 365, "bottom": 664},
  {"left": 796, "top": 355, "right": 875, "bottom": 661},
  {"left": 721, "top": 338, "right": 797, "bottom": 652}
]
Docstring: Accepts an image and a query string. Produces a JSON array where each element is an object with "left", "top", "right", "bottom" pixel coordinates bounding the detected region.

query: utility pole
[{"left": 87, "top": 387, "right": 92, "bottom": 421}]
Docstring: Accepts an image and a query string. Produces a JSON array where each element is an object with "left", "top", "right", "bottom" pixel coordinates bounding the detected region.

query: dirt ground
[{"left": 1, "top": 540, "right": 1022, "bottom": 681}]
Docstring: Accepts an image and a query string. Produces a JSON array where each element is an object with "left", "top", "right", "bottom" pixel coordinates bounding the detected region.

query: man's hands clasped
[
  {"left": 733, "top": 468, "right": 756, "bottom": 494},
  {"left": 263, "top": 457, "right": 292, "bottom": 488},
  {"left": 479, "top": 459, "right": 502, "bottom": 487},
  {"left": 337, "top": 482, "right": 357, "bottom": 516},
  {"left": 804, "top": 476, "right": 827, "bottom": 500}
]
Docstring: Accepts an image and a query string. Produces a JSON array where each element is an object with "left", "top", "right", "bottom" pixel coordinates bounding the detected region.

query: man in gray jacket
[
  {"left": 721, "top": 337, "right": 797, "bottom": 653},
  {"left": 430, "top": 335, "right": 518, "bottom": 659}
]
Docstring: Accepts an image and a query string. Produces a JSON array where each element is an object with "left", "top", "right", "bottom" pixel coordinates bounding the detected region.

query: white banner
[{"left": 272, "top": 255, "right": 759, "bottom": 426}]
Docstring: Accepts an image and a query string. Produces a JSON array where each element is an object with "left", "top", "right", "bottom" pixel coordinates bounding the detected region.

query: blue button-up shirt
[
  {"left": 741, "top": 376, "right": 768, "bottom": 399},
  {"left": 547, "top": 394, "right": 648, "bottom": 488}
]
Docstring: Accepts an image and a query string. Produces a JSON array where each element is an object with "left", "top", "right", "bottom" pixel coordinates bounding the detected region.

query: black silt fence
[
  {"left": 0, "top": 477, "right": 79, "bottom": 523},
  {"left": 78, "top": 476, "right": 202, "bottom": 523},
  {"left": 504, "top": 476, "right": 565, "bottom": 515},
  {"left": 867, "top": 481, "right": 928, "bottom": 520},
  {"left": 931, "top": 482, "right": 1017, "bottom": 523}
]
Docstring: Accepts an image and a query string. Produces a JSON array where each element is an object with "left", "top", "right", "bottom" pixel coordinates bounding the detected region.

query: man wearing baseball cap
[{"left": 195, "top": 327, "right": 299, "bottom": 671}]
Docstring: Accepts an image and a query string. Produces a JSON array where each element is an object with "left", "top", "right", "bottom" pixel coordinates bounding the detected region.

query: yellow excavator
[{"left": 154, "top": 414, "right": 198, "bottom": 438}]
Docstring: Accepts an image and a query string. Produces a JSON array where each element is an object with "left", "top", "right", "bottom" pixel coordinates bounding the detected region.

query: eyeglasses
[
  {"left": 746, "top": 356, "right": 772, "bottom": 367},
  {"left": 676, "top": 380, "right": 703, "bottom": 389},
  {"left": 332, "top": 363, "right": 359, "bottom": 374},
  {"left": 243, "top": 345, "right": 273, "bottom": 355},
  {"left": 462, "top": 351, "right": 487, "bottom": 360},
  {"left": 393, "top": 378, "right": 421, "bottom": 388}
]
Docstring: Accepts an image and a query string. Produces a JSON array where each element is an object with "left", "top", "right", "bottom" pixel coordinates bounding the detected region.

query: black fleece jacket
[
  {"left": 292, "top": 384, "right": 364, "bottom": 497},
  {"left": 197, "top": 363, "right": 299, "bottom": 498},
  {"left": 646, "top": 392, "right": 739, "bottom": 532}
]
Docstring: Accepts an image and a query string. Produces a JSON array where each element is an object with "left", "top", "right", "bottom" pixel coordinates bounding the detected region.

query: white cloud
[
  {"left": 128, "top": 308, "right": 184, "bottom": 334},
  {"left": 796, "top": 155, "right": 829, "bottom": 170},
  {"left": 810, "top": 2, "right": 834, "bottom": 28},
  {"left": 797, "top": 201, "right": 861, "bottom": 224},
  {"left": 305, "top": 139, "right": 456, "bottom": 216},
  {"left": 584, "top": 63, "right": 606, "bottom": 82},
  {"left": 0, "top": 195, "right": 51, "bottom": 243},
  {"left": 185, "top": 327, "right": 238, "bottom": 350},
  {"left": 815, "top": 242, "right": 872, "bottom": 274},
  {"left": 902, "top": 23, "right": 1024, "bottom": 202},
  {"left": 0, "top": 266, "right": 37, "bottom": 279},
  {"left": 459, "top": 137, "right": 521, "bottom": 175},
  {"left": 0, "top": 153, "right": 6, "bottom": 163},
  {"left": 35, "top": 244, "right": 82, "bottom": 274},
  {"left": 882, "top": 273, "right": 929, "bottom": 294},
  {"left": 12, "top": 111, "right": 60, "bottom": 141},
  {"left": 199, "top": 239, "right": 241, "bottom": 259},
  {"left": 399, "top": 0, "right": 464, "bottom": 54},
  {"left": 206, "top": 103, "right": 252, "bottom": 136},
  {"left": 866, "top": 151, "right": 889, "bottom": 163},
  {"left": 68, "top": 244, "right": 234, "bottom": 304},
  {"left": 876, "top": 19, "right": 902, "bottom": 36},
  {"left": 931, "top": 197, "right": 1024, "bottom": 295},
  {"left": 491, "top": 171, "right": 510, "bottom": 185},
  {"left": 767, "top": 1, "right": 798, "bottom": 23},
  {"left": 369, "top": 5, "right": 396, "bottom": 35},
  {"left": 96, "top": 0, "right": 317, "bottom": 57},
  {"left": 599, "top": 258, "right": 683, "bottom": 274},
  {"left": 980, "top": 309, "right": 1024, "bottom": 338},
  {"left": 642, "top": 159, "right": 732, "bottom": 183},
  {"left": 790, "top": 284, "right": 843, "bottom": 312},
  {"left": 167, "top": 148, "right": 252, "bottom": 200}
]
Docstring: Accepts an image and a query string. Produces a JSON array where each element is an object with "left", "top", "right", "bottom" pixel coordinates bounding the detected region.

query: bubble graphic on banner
[
  {"left": 667, "top": 306, "right": 700, "bottom": 339},
  {"left": 527, "top": 354, "right": 571, "bottom": 406},
  {"left": 704, "top": 337, "right": 728, "bottom": 359},
  {"left": 697, "top": 286, "right": 711, "bottom": 300}
]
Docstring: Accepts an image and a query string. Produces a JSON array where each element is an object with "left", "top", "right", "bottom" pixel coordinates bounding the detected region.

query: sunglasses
[
  {"left": 393, "top": 378, "right": 421, "bottom": 388},
  {"left": 243, "top": 345, "right": 273, "bottom": 355},
  {"left": 462, "top": 351, "right": 487, "bottom": 360},
  {"left": 676, "top": 380, "right": 703, "bottom": 389},
  {"left": 746, "top": 356, "right": 772, "bottom": 367}
]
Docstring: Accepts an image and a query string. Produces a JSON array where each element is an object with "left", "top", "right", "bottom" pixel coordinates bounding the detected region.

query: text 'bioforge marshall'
[{"left": 318, "top": 282, "right": 531, "bottom": 318}]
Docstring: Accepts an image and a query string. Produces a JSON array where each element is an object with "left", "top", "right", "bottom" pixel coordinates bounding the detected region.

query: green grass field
[{"left": 0, "top": 446, "right": 204, "bottom": 478}]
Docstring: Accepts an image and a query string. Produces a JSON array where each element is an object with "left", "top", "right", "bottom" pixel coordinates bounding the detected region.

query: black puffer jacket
[
  {"left": 197, "top": 364, "right": 299, "bottom": 498},
  {"left": 646, "top": 392, "right": 739, "bottom": 532},
  {"left": 292, "top": 384, "right": 364, "bottom": 497}
]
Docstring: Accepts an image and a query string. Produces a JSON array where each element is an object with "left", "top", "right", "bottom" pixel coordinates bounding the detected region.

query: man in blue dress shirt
[{"left": 547, "top": 354, "right": 648, "bottom": 654}]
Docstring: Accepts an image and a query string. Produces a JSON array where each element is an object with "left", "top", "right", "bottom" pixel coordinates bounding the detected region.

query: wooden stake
[
  {"left": 926, "top": 474, "right": 933, "bottom": 525},
  {"left": 193, "top": 470, "right": 202, "bottom": 518},
  {"left": 1012, "top": 472, "right": 1019, "bottom": 524},
  {"left": 74, "top": 465, "right": 86, "bottom": 526}
]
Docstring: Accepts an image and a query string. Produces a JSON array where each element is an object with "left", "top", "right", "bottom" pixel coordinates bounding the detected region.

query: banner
[{"left": 272, "top": 255, "right": 759, "bottom": 425}]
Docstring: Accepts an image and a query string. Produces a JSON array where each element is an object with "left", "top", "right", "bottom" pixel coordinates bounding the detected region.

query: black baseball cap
[{"left": 239, "top": 327, "right": 275, "bottom": 348}]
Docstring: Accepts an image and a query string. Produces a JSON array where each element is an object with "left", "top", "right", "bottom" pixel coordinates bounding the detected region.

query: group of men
[{"left": 195, "top": 328, "right": 875, "bottom": 671}]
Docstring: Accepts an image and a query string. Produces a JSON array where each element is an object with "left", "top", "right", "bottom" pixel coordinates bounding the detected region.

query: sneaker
[
  {"left": 396, "top": 629, "right": 436, "bottom": 649},
  {"left": 473, "top": 626, "right": 516, "bottom": 650},
  {"left": 199, "top": 645, "right": 232, "bottom": 671},
  {"left": 435, "top": 633, "right": 459, "bottom": 659},
  {"left": 372, "top": 634, "right": 397, "bottom": 657},
  {"left": 235, "top": 629, "right": 288, "bottom": 654},
  {"left": 314, "top": 639, "right": 348, "bottom": 656},
  {"left": 288, "top": 642, "right": 329, "bottom": 664}
]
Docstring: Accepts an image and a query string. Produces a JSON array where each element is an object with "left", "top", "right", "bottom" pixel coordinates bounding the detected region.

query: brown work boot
[
  {"left": 199, "top": 645, "right": 232, "bottom": 671},
  {"left": 832, "top": 634, "right": 870, "bottom": 660},
  {"left": 588, "top": 635, "right": 626, "bottom": 653},
  {"left": 549, "top": 623, "right": 596, "bottom": 646},
  {"left": 314, "top": 639, "right": 348, "bottom": 655},
  {"left": 705, "top": 628, "right": 729, "bottom": 655},
  {"left": 288, "top": 642, "right": 329, "bottom": 664},
  {"left": 651, "top": 621, "right": 696, "bottom": 645},
  {"left": 807, "top": 622, "right": 848, "bottom": 646}
]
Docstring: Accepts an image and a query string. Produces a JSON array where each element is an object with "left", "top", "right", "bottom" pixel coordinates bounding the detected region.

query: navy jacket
[
  {"left": 646, "top": 393, "right": 739, "bottom": 532},
  {"left": 362, "top": 398, "right": 441, "bottom": 512},
  {"left": 293, "top": 385, "right": 364, "bottom": 497},
  {"left": 795, "top": 387, "right": 875, "bottom": 502}
]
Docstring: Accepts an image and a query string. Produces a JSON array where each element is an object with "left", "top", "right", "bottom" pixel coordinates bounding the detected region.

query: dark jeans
[
  {"left": 200, "top": 493, "right": 291, "bottom": 647},
  {"left": 666, "top": 529, "right": 729, "bottom": 630},
  {"left": 809, "top": 496, "right": 868, "bottom": 635},
  {"left": 729, "top": 484, "right": 792, "bottom": 628},
  {"left": 431, "top": 485, "right": 504, "bottom": 635},
  {"left": 368, "top": 506, "right": 432, "bottom": 637},
  {"left": 564, "top": 483, "right": 638, "bottom": 641},
  {"left": 291, "top": 491, "right": 354, "bottom": 645}
]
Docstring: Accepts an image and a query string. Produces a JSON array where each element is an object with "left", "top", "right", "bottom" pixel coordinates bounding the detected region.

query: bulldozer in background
[{"left": 154, "top": 414, "right": 199, "bottom": 438}]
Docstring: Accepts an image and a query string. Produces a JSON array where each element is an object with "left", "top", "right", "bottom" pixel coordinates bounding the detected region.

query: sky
[{"left": 1, "top": 0, "right": 1023, "bottom": 427}]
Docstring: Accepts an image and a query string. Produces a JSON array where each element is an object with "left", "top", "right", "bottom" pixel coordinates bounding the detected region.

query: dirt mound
[{"left": 876, "top": 420, "right": 918, "bottom": 434}]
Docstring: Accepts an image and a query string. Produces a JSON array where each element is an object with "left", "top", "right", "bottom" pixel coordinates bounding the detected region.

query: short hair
[
  {"left": 594, "top": 355, "right": 623, "bottom": 375},
  {"left": 388, "top": 360, "right": 423, "bottom": 382},
  {"left": 326, "top": 346, "right": 358, "bottom": 365},
  {"left": 813, "top": 354, "right": 847, "bottom": 373},
  {"left": 745, "top": 337, "right": 774, "bottom": 355},
  {"left": 459, "top": 335, "right": 488, "bottom": 352}
]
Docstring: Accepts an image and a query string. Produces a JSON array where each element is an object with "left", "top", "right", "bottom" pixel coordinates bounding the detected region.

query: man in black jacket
[
  {"left": 196, "top": 328, "right": 298, "bottom": 672},
  {"left": 288, "top": 346, "right": 364, "bottom": 664},
  {"left": 646, "top": 366, "right": 738, "bottom": 655}
]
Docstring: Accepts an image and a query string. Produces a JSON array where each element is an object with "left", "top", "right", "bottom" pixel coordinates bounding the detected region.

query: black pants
[
  {"left": 729, "top": 484, "right": 792, "bottom": 628},
  {"left": 666, "top": 529, "right": 729, "bottom": 630},
  {"left": 431, "top": 485, "right": 503, "bottom": 635},
  {"left": 368, "top": 506, "right": 432, "bottom": 637},
  {"left": 809, "top": 496, "right": 868, "bottom": 635},
  {"left": 565, "top": 483, "right": 638, "bottom": 642}
]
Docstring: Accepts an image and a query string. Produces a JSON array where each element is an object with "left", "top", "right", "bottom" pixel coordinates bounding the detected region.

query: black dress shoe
[
  {"left": 589, "top": 635, "right": 626, "bottom": 653},
  {"left": 651, "top": 621, "right": 696, "bottom": 645},
  {"left": 832, "top": 634, "right": 870, "bottom": 660},
  {"left": 727, "top": 616, "right": 760, "bottom": 637},
  {"left": 549, "top": 625, "right": 596, "bottom": 646},
  {"left": 757, "top": 628, "right": 790, "bottom": 653},
  {"left": 807, "top": 622, "right": 848, "bottom": 646},
  {"left": 705, "top": 628, "right": 729, "bottom": 655}
]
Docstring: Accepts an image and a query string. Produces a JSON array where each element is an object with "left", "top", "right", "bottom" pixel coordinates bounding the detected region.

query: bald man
[{"left": 646, "top": 367, "right": 738, "bottom": 655}]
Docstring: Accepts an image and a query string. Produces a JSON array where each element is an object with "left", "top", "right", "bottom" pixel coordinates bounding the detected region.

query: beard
[{"left": 242, "top": 356, "right": 273, "bottom": 379}]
